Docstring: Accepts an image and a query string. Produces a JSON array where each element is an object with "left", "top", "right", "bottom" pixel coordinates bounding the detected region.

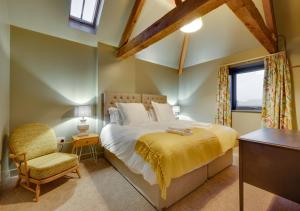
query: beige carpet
[{"left": 1, "top": 159, "right": 299, "bottom": 211}]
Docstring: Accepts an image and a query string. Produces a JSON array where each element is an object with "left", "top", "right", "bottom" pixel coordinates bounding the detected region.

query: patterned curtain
[
  {"left": 262, "top": 52, "right": 293, "bottom": 130},
  {"left": 216, "top": 66, "right": 231, "bottom": 126}
]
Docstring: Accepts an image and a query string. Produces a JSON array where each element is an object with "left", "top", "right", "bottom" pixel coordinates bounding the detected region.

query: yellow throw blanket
[{"left": 135, "top": 126, "right": 237, "bottom": 199}]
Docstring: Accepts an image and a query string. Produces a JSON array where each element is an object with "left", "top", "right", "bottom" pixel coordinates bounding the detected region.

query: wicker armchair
[{"left": 9, "top": 123, "right": 80, "bottom": 201}]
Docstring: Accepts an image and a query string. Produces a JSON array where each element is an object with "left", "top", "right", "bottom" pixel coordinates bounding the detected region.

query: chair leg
[
  {"left": 35, "top": 184, "right": 40, "bottom": 202},
  {"left": 25, "top": 175, "right": 30, "bottom": 186},
  {"left": 76, "top": 168, "right": 81, "bottom": 178},
  {"left": 15, "top": 176, "right": 21, "bottom": 188}
]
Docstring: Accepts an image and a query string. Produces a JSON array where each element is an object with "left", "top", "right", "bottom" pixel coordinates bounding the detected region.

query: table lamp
[{"left": 75, "top": 105, "right": 91, "bottom": 137}]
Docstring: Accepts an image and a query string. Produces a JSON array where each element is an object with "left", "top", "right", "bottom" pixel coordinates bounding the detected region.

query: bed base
[{"left": 104, "top": 149, "right": 233, "bottom": 210}]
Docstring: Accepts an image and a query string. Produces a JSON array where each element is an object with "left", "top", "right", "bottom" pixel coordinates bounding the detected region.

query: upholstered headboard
[
  {"left": 142, "top": 94, "right": 167, "bottom": 110},
  {"left": 103, "top": 92, "right": 167, "bottom": 121},
  {"left": 103, "top": 93, "right": 141, "bottom": 118}
]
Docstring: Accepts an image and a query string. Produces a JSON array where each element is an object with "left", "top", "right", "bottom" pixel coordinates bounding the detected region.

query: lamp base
[
  {"left": 77, "top": 133, "right": 88, "bottom": 137},
  {"left": 77, "top": 123, "right": 89, "bottom": 137}
]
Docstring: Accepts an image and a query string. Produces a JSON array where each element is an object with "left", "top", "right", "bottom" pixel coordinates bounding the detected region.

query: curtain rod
[
  {"left": 222, "top": 51, "right": 299, "bottom": 69},
  {"left": 223, "top": 51, "right": 285, "bottom": 67}
]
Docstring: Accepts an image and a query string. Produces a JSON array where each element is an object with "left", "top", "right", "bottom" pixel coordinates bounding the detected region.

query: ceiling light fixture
[{"left": 180, "top": 18, "right": 203, "bottom": 33}]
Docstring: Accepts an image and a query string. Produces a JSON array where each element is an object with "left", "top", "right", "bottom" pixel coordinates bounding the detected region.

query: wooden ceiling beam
[
  {"left": 117, "top": 0, "right": 226, "bottom": 59},
  {"left": 226, "top": 0, "right": 277, "bottom": 53},
  {"left": 119, "top": 0, "right": 145, "bottom": 47},
  {"left": 176, "top": 1, "right": 189, "bottom": 75},
  {"left": 178, "top": 34, "right": 190, "bottom": 75},
  {"left": 175, "top": 0, "right": 183, "bottom": 6},
  {"left": 262, "top": 0, "right": 277, "bottom": 40}
]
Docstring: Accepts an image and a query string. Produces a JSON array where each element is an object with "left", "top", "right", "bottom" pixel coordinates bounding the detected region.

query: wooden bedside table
[{"left": 72, "top": 134, "right": 100, "bottom": 161}]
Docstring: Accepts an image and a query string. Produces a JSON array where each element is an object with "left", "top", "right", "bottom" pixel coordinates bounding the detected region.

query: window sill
[
  {"left": 69, "top": 20, "right": 97, "bottom": 34},
  {"left": 232, "top": 110, "right": 261, "bottom": 113}
]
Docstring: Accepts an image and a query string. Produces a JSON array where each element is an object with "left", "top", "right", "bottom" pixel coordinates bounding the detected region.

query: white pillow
[
  {"left": 116, "top": 103, "right": 149, "bottom": 125},
  {"left": 147, "top": 109, "right": 157, "bottom": 121},
  {"left": 152, "top": 101, "right": 176, "bottom": 122},
  {"left": 108, "top": 107, "right": 123, "bottom": 125}
]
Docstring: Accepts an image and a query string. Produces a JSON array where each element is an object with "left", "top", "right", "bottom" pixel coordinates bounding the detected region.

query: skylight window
[{"left": 70, "top": 0, "right": 101, "bottom": 26}]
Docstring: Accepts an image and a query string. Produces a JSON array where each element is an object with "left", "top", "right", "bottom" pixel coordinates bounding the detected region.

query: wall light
[{"left": 180, "top": 17, "right": 203, "bottom": 33}]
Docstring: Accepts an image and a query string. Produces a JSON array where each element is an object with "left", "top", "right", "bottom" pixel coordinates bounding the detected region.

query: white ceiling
[
  {"left": 185, "top": 4, "right": 262, "bottom": 67},
  {"left": 4, "top": 0, "right": 267, "bottom": 69}
]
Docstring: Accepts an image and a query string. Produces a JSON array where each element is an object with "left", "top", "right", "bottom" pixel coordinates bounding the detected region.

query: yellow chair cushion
[
  {"left": 21, "top": 153, "right": 79, "bottom": 180},
  {"left": 10, "top": 123, "right": 57, "bottom": 160}
]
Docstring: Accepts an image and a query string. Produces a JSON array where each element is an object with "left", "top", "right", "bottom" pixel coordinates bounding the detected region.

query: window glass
[
  {"left": 70, "top": 0, "right": 99, "bottom": 25},
  {"left": 70, "top": 0, "right": 84, "bottom": 18},
  {"left": 236, "top": 70, "right": 264, "bottom": 108},
  {"left": 82, "top": 0, "right": 98, "bottom": 23},
  {"left": 230, "top": 61, "right": 265, "bottom": 111}
]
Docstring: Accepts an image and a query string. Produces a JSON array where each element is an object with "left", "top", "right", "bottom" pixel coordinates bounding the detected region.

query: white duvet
[{"left": 100, "top": 120, "right": 237, "bottom": 185}]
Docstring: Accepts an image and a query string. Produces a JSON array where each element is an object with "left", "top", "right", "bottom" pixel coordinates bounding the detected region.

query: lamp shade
[
  {"left": 172, "top": 105, "right": 181, "bottom": 113},
  {"left": 75, "top": 105, "right": 92, "bottom": 117}
]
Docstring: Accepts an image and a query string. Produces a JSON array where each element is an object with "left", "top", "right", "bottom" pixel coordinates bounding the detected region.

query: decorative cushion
[
  {"left": 10, "top": 123, "right": 57, "bottom": 160},
  {"left": 108, "top": 107, "right": 123, "bottom": 125},
  {"left": 148, "top": 109, "right": 157, "bottom": 121},
  {"left": 21, "top": 153, "right": 79, "bottom": 180}
]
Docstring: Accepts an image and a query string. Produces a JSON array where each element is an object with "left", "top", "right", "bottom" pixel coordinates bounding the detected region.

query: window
[
  {"left": 69, "top": 0, "right": 104, "bottom": 33},
  {"left": 230, "top": 61, "right": 265, "bottom": 111}
]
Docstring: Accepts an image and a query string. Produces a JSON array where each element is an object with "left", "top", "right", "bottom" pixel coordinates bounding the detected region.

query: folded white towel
[
  {"left": 168, "top": 127, "right": 192, "bottom": 133},
  {"left": 166, "top": 128, "right": 192, "bottom": 136}
]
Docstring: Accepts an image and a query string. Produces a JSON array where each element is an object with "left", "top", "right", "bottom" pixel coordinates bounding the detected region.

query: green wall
[
  {"left": 179, "top": 47, "right": 268, "bottom": 135},
  {"left": 97, "top": 43, "right": 179, "bottom": 125},
  {"left": 10, "top": 26, "right": 98, "bottom": 139},
  {"left": 10, "top": 27, "right": 179, "bottom": 140},
  {"left": 0, "top": 0, "right": 10, "bottom": 185},
  {"left": 98, "top": 43, "right": 178, "bottom": 102},
  {"left": 178, "top": 0, "right": 300, "bottom": 134}
]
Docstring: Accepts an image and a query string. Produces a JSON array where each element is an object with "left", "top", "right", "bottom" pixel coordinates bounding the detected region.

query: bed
[{"left": 100, "top": 93, "right": 238, "bottom": 210}]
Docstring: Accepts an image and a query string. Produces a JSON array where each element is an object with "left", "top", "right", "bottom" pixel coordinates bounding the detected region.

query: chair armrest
[
  {"left": 9, "top": 152, "right": 27, "bottom": 162},
  {"left": 9, "top": 152, "right": 30, "bottom": 183},
  {"left": 9, "top": 152, "right": 28, "bottom": 169}
]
